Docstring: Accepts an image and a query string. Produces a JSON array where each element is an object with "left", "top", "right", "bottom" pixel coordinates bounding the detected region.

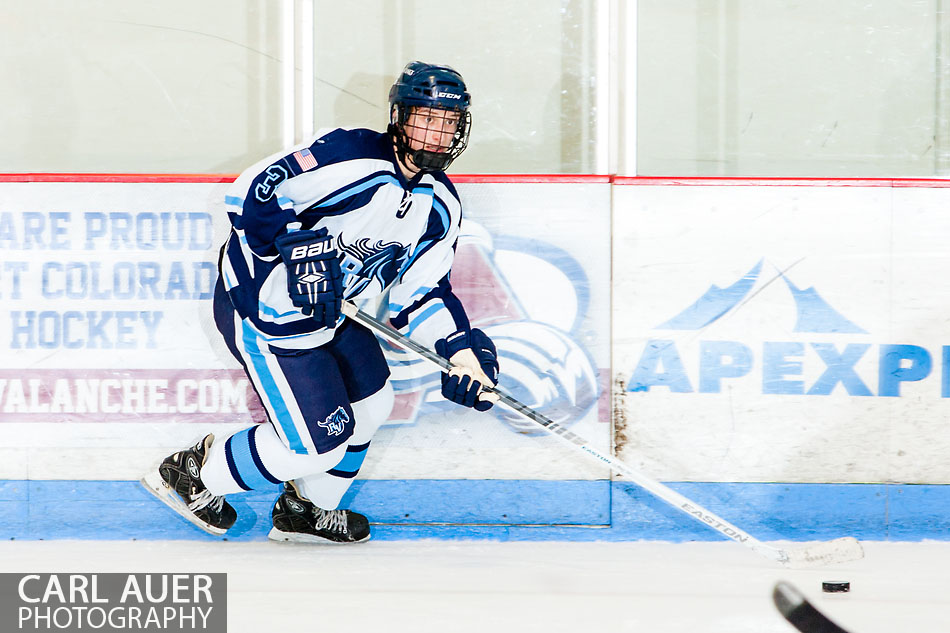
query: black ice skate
[
  {"left": 140, "top": 434, "right": 237, "bottom": 536},
  {"left": 268, "top": 481, "right": 370, "bottom": 544}
]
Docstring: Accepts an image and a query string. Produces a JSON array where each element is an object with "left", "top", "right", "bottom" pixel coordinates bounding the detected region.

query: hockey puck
[{"left": 821, "top": 581, "right": 850, "bottom": 593}]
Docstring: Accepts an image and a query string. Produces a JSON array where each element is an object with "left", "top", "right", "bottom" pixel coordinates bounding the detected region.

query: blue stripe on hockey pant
[
  {"left": 215, "top": 279, "right": 336, "bottom": 455},
  {"left": 214, "top": 278, "right": 309, "bottom": 453},
  {"left": 240, "top": 322, "right": 311, "bottom": 454},
  {"left": 213, "top": 278, "right": 389, "bottom": 456},
  {"left": 225, "top": 426, "right": 283, "bottom": 491},
  {"left": 327, "top": 442, "right": 371, "bottom": 479}
]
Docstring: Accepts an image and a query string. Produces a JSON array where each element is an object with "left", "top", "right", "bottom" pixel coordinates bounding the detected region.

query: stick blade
[
  {"left": 780, "top": 537, "right": 864, "bottom": 568},
  {"left": 773, "top": 581, "right": 851, "bottom": 633}
]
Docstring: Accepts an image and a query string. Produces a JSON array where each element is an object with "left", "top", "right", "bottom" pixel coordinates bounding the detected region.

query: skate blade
[
  {"left": 267, "top": 527, "right": 370, "bottom": 545},
  {"left": 140, "top": 469, "right": 228, "bottom": 537}
]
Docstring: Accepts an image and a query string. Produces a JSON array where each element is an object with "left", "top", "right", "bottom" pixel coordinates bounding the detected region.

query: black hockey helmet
[{"left": 388, "top": 61, "right": 472, "bottom": 172}]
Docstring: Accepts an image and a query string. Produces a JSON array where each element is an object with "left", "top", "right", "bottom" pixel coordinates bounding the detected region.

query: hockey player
[{"left": 142, "top": 61, "right": 499, "bottom": 543}]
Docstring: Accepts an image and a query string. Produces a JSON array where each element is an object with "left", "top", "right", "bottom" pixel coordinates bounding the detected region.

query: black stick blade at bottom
[{"left": 773, "top": 581, "right": 851, "bottom": 633}]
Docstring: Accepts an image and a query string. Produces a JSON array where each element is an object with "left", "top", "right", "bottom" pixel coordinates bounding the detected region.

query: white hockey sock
[
  {"left": 200, "top": 423, "right": 347, "bottom": 496},
  {"left": 295, "top": 384, "right": 393, "bottom": 509}
]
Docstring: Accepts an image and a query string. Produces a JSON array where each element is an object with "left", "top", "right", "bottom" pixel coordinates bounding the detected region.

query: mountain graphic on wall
[{"left": 657, "top": 259, "right": 866, "bottom": 334}]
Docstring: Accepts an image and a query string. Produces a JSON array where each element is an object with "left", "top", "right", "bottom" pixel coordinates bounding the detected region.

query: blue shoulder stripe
[
  {"left": 431, "top": 197, "right": 450, "bottom": 239},
  {"left": 310, "top": 172, "right": 401, "bottom": 211}
]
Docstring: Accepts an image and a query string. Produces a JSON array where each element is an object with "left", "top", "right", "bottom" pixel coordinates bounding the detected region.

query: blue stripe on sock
[
  {"left": 228, "top": 428, "right": 280, "bottom": 490},
  {"left": 327, "top": 442, "right": 370, "bottom": 477},
  {"left": 248, "top": 425, "right": 282, "bottom": 485},
  {"left": 326, "top": 468, "right": 358, "bottom": 479},
  {"left": 224, "top": 435, "right": 251, "bottom": 491}
]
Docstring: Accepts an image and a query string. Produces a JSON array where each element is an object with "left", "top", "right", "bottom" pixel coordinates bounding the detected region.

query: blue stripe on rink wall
[{"left": 1, "top": 479, "right": 948, "bottom": 541}]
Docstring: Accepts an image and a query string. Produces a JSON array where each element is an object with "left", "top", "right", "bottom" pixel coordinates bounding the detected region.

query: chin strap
[
  {"left": 388, "top": 125, "right": 453, "bottom": 174},
  {"left": 408, "top": 148, "right": 452, "bottom": 172}
]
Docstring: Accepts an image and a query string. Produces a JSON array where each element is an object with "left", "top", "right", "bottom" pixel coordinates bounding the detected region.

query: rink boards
[{"left": 1, "top": 175, "right": 949, "bottom": 540}]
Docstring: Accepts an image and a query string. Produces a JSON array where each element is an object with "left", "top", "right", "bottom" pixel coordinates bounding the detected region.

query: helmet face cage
[
  {"left": 390, "top": 104, "right": 471, "bottom": 172},
  {"left": 388, "top": 61, "right": 472, "bottom": 173}
]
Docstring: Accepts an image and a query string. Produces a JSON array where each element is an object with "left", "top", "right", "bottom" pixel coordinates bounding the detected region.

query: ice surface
[{"left": 0, "top": 540, "right": 944, "bottom": 633}]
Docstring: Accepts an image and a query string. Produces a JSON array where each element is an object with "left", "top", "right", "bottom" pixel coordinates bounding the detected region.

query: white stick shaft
[{"left": 341, "top": 301, "right": 782, "bottom": 558}]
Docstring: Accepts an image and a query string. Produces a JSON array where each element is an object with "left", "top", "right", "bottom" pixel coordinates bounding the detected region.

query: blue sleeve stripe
[
  {"left": 315, "top": 173, "right": 400, "bottom": 208},
  {"left": 223, "top": 237, "right": 251, "bottom": 288},
  {"left": 222, "top": 265, "right": 236, "bottom": 289},
  {"left": 257, "top": 301, "right": 300, "bottom": 320},
  {"left": 254, "top": 327, "right": 331, "bottom": 342},
  {"left": 225, "top": 195, "right": 245, "bottom": 208},
  {"left": 388, "top": 284, "right": 436, "bottom": 316},
  {"left": 398, "top": 236, "right": 444, "bottom": 282},
  {"left": 390, "top": 281, "right": 447, "bottom": 330},
  {"left": 406, "top": 301, "right": 443, "bottom": 336},
  {"left": 408, "top": 285, "right": 436, "bottom": 304},
  {"left": 431, "top": 198, "right": 450, "bottom": 238}
]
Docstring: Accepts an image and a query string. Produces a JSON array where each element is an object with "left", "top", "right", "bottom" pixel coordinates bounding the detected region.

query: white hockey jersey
[{"left": 220, "top": 127, "right": 471, "bottom": 350}]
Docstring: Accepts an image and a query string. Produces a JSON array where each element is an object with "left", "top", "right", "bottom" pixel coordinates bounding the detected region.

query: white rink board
[
  {"left": 613, "top": 182, "right": 950, "bottom": 484},
  {"left": 0, "top": 180, "right": 611, "bottom": 482},
  {"left": 11, "top": 178, "right": 950, "bottom": 488}
]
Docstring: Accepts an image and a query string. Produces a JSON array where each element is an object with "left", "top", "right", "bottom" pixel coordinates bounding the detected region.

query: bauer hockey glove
[
  {"left": 274, "top": 228, "right": 343, "bottom": 329},
  {"left": 435, "top": 328, "right": 499, "bottom": 411}
]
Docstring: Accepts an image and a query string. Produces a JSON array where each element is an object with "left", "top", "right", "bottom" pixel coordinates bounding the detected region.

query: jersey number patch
[{"left": 254, "top": 165, "right": 289, "bottom": 202}]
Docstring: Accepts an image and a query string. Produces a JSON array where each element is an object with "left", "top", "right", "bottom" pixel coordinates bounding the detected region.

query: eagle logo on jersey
[
  {"left": 338, "top": 235, "right": 411, "bottom": 296},
  {"left": 319, "top": 406, "right": 350, "bottom": 437}
]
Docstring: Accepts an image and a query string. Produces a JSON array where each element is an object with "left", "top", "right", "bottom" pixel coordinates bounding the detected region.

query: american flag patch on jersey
[{"left": 293, "top": 149, "right": 318, "bottom": 171}]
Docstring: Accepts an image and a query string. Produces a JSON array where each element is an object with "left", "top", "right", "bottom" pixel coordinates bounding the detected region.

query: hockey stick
[
  {"left": 773, "top": 581, "right": 852, "bottom": 633},
  {"left": 341, "top": 301, "right": 863, "bottom": 568}
]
